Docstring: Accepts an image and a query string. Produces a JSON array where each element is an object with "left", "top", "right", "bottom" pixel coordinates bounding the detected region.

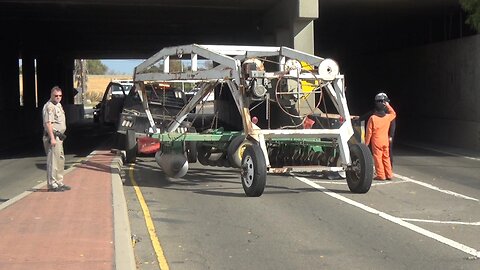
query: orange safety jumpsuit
[{"left": 365, "top": 103, "right": 396, "bottom": 180}]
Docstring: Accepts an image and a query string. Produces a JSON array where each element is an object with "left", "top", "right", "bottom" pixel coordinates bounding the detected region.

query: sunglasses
[{"left": 55, "top": 95, "right": 62, "bottom": 97}]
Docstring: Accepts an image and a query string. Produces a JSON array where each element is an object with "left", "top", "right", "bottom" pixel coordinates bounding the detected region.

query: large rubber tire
[
  {"left": 241, "top": 144, "right": 266, "bottom": 197},
  {"left": 185, "top": 141, "right": 197, "bottom": 163},
  {"left": 227, "top": 135, "right": 245, "bottom": 168},
  {"left": 346, "top": 143, "right": 373, "bottom": 193},
  {"left": 197, "top": 143, "right": 211, "bottom": 166},
  {"left": 227, "top": 135, "right": 252, "bottom": 168},
  {"left": 125, "top": 129, "right": 137, "bottom": 163},
  {"left": 185, "top": 126, "right": 197, "bottom": 163}
]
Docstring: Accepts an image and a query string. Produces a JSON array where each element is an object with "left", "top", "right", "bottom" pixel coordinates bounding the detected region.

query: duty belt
[{"left": 44, "top": 130, "right": 67, "bottom": 140}]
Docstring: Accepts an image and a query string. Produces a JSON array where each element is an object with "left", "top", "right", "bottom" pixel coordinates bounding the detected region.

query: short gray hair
[{"left": 51, "top": 86, "right": 62, "bottom": 93}]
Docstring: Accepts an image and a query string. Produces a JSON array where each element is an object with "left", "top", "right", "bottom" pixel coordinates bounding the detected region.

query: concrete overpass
[{"left": 0, "top": 0, "right": 478, "bottom": 150}]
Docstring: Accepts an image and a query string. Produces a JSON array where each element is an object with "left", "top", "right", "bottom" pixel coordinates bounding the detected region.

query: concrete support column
[
  {"left": 0, "top": 48, "right": 20, "bottom": 110},
  {"left": 262, "top": 0, "right": 318, "bottom": 115},
  {"left": 21, "top": 53, "right": 37, "bottom": 108},
  {"left": 0, "top": 47, "right": 24, "bottom": 145},
  {"left": 36, "top": 56, "right": 56, "bottom": 106},
  {"left": 293, "top": 20, "right": 316, "bottom": 54},
  {"left": 36, "top": 55, "right": 83, "bottom": 123},
  {"left": 36, "top": 55, "right": 74, "bottom": 106},
  {"left": 63, "top": 59, "right": 75, "bottom": 105},
  {"left": 263, "top": 0, "right": 318, "bottom": 53}
]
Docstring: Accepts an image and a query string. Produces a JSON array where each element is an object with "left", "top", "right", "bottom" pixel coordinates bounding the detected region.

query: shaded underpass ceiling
[
  {"left": 0, "top": 0, "right": 469, "bottom": 59},
  {"left": 1, "top": 0, "right": 278, "bottom": 58}
]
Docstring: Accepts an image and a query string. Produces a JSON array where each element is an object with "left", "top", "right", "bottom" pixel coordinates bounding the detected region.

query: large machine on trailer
[{"left": 124, "top": 44, "right": 373, "bottom": 197}]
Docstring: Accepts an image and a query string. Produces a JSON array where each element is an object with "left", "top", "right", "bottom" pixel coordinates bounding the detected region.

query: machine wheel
[
  {"left": 125, "top": 129, "right": 137, "bottom": 163},
  {"left": 346, "top": 143, "right": 373, "bottom": 193},
  {"left": 227, "top": 135, "right": 251, "bottom": 168},
  {"left": 185, "top": 141, "right": 197, "bottom": 163},
  {"left": 241, "top": 144, "right": 266, "bottom": 197},
  {"left": 197, "top": 144, "right": 211, "bottom": 166}
]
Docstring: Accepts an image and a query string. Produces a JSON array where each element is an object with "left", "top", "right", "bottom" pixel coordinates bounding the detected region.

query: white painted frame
[{"left": 134, "top": 44, "right": 354, "bottom": 171}]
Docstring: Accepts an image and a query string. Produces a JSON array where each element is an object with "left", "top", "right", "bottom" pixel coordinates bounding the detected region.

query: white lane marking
[
  {"left": 294, "top": 176, "right": 480, "bottom": 258},
  {"left": 311, "top": 180, "right": 406, "bottom": 186},
  {"left": 403, "top": 142, "right": 480, "bottom": 161},
  {"left": 371, "top": 180, "right": 406, "bottom": 186},
  {"left": 394, "top": 174, "right": 479, "bottom": 202},
  {"left": 400, "top": 218, "right": 480, "bottom": 226},
  {"left": 310, "top": 181, "right": 347, "bottom": 185},
  {"left": 310, "top": 172, "right": 477, "bottom": 201}
]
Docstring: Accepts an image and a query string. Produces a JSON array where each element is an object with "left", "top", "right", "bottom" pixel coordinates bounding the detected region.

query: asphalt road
[
  {"left": 124, "top": 143, "right": 480, "bottom": 270},
  {"left": 1, "top": 121, "right": 479, "bottom": 270}
]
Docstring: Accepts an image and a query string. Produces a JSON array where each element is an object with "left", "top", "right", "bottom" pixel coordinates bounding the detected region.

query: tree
[
  {"left": 170, "top": 59, "right": 183, "bottom": 72},
  {"left": 74, "top": 59, "right": 88, "bottom": 104},
  {"left": 460, "top": 0, "right": 480, "bottom": 32},
  {"left": 141, "top": 59, "right": 184, "bottom": 73},
  {"left": 86, "top": 59, "right": 108, "bottom": 75}
]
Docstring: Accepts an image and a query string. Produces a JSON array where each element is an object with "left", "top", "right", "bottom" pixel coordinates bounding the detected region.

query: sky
[{"left": 101, "top": 59, "right": 144, "bottom": 75}]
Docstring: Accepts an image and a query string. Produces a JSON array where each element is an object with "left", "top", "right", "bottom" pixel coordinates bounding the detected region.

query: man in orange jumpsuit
[
  {"left": 365, "top": 99, "right": 396, "bottom": 180},
  {"left": 357, "top": 92, "right": 396, "bottom": 166}
]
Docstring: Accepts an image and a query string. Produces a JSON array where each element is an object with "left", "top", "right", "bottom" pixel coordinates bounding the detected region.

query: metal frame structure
[{"left": 131, "top": 44, "right": 372, "bottom": 196}]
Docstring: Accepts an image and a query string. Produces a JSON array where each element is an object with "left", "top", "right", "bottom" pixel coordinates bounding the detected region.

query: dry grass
[
  {"left": 84, "top": 75, "right": 132, "bottom": 104},
  {"left": 18, "top": 74, "right": 132, "bottom": 107}
]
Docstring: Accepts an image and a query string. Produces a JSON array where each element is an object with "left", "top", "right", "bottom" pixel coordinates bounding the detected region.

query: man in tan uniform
[{"left": 42, "top": 86, "right": 71, "bottom": 192}]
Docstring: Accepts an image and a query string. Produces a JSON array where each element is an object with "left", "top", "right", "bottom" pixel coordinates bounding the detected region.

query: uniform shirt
[
  {"left": 42, "top": 100, "right": 66, "bottom": 134},
  {"left": 365, "top": 103, "right": 396, "bottom": 147}
]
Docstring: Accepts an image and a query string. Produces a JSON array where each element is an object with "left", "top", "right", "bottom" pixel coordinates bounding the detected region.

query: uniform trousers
[
  {"left": 43, "top": 136, "right": 65, "bottom": 188},
  {"left": 371, "top": 143, "right": 393, "bottom": 179}
]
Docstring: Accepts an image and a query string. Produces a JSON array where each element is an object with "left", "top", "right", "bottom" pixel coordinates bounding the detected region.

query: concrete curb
[{"left": 109, "top": 150, "right": 136, "bottom": 270}]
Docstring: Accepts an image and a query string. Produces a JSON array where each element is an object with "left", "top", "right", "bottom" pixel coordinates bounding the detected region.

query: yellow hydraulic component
[{"left": 300, "top": 61, "right": 318, "bottom": 100}]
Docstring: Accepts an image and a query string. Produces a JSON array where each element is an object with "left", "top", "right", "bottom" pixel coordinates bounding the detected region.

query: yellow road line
[{"left": 129, "top": 164, "right": 170, "bottom": 270}]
